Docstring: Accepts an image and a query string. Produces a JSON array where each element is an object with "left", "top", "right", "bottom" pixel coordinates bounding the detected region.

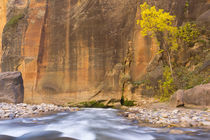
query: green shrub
[
  {"left": 120, "top": 95, "right": 125, "bottom": 105},
  {"left": 158, "top": 66, "right": 175, "bottom": 101},
  {"left": 120, "top": 95, "right": 135, "bottom": 106},
  {"left": 79, "top": 101, "right": 106, "bottom": 108},
  {"left": 177, "top": 22, "right": 200, "bottom": 47},
  {"left": 5, "top": 14, "right": 24, "bottom": 29},
  {"left": 131, "top": 81, "right": 142, "bottom": 87},
  {"left": 123, "top": 100, "right": 135, "bottom": 106},
  {"left": 184, "top": 0, "right": 189, "bottom": 13},
  {"left": 175, "top": 66, "right": 210, "bottom": 89}
]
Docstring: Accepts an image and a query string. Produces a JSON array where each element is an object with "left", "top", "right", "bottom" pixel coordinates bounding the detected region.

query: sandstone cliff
[
  {"left": 0, "top": 0, "right": 7, "bottom": 65},
  {"left": 0, "top": 0, "right": 209, "bottom": 104}
]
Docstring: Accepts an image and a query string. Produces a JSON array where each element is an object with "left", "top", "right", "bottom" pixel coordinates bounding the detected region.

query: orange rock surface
[
  {"left": 0, "top": 0, "right": 7, "bottom": 71},
  {"left": 0, "top": 0, "right": 209, "bottom": 104}
]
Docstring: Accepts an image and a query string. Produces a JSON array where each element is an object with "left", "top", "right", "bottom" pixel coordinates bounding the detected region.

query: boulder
[
  {"left": 183, "top": 83, "right": 210, "bottom": 106},
  {"left": 197, "top": 9, "right": 210, "bottom": 28},
  {"left": 170, "top": 90, "right": 184, "bottom": 107},
  {"left": 171, "top": 83, "right": 210, "bottom": 107},
  {"left": 0, "top": 72, "right": 24, "bottom": 104}
]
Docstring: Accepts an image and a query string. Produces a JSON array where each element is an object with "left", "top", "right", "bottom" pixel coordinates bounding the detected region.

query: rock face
[
  {"left": 1, "top": 0, "right": 149, "bottom": 104},
  {"left": 0, "top": 0, "right": 7, "bottom": 61},
  {"left": 171, "top": 83, "right": 210, "bottom": 106},
  {"left": 0, "top": 72, "right": 24, "bottom": 104},
  {"left": 0, "top": 0, "right": 209, "bottom": 104}
]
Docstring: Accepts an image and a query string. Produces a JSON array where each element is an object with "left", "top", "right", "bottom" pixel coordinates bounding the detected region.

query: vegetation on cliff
[
  {"left": 4, "top": 14, "right": 24, "bottom": 30},
  {"left": 136, "top": 2, "right": 210, "bottom": 101}
]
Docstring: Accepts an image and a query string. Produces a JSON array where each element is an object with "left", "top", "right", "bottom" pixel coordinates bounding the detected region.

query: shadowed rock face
[{"left": 0, "top": 0, "right": 209, "bottom": 104}]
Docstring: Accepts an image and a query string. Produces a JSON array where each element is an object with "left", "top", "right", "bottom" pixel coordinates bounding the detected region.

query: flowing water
[{"left": 0, "top": 108, "right": 209, "bottom": 140}]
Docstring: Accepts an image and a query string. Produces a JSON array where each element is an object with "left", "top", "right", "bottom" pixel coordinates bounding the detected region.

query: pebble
[
  {"left": 172, "top": 109, "right": 179, "bottom": 114},
  {"left": 0, "top": 102, "right": 78, "bottom": 120},
  {"left": 202, "top": 121, "right": 210, "bottom": 126},
  {"left": 32, "top": 106, "right": 38, "bottom": 111},
  {"left": 122, "top": 107, "right": 210, "bottom": 128},
  {"left": 128, "top": 113, "right": 136, "bottom": 119},
  {"left": 161, "top": 113, "right": 168, "bottom": 118}
]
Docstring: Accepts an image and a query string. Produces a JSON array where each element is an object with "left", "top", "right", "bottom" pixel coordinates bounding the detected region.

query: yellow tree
[
  {"left": 137, "top": 2, "right": 178, "bottom": 75},
  {"left": 137, "top": 3, "right": 201, "bottom": 101}
]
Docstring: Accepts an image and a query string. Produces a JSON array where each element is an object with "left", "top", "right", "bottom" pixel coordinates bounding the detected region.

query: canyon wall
[
  {"left": 0, "top": 0, "right": 7, "bottom": 70},
  {"left": 0, "top": 0, "right": 209, "bottom": 104}
]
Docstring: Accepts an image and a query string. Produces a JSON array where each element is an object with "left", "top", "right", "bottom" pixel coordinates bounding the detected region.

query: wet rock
[
  {"left": 16, "top": 131, "right": 62, "bottom": 140},
  {"left": 128, "top": 113, "right": 136, "bottom": 119},
  {"left": 53, "top": 137, "right": 77, "bottom": 140},
  {"left": 122, "top": 112, "right": 129, "bottom": 117},
  {"left": 157, "top": 128, "right": 169, "bottom": 133},
  {"left": 180, "top": 121, "right": 191, "bottom": 128},
  {"left": 169, "top": 129, "right": 185, "bottom": 134},
  {"left": 0, "top": 135, "right": 15, "bottom": 140},
  {"left": 9, "top": 113, "right": 15, "bottom": 119}
]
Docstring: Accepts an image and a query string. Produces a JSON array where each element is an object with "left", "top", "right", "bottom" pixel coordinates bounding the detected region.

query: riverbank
[
  {"left": 120, "top": 105, "right": 210, "bottom": 129},
  {"left": 1, "top": 102, "right": 210, "bottom": 130},
  {"left": 0, "top": 102, "right": 79, "bottom": 120}
]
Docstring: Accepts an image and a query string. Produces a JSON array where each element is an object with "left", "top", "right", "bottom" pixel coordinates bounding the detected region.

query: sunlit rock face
[
  {"left": 0, "top": 0, "right": 209, "bottom": 104},
  {"left": 1, "top": 0, "right": 140, "bottom": 104},
  {"left": 0, "top": 0, "right": 8, "bottom": 68}
]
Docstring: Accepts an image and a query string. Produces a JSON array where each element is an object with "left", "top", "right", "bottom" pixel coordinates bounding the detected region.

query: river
[{"left": 0, "top": 108, "right": 209, "bottom": 140}]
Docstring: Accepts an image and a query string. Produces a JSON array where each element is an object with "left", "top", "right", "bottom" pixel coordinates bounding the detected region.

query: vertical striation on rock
[
  {"left": 0, "top": 0, "right": 209, "bottom": 104},
  {"left": 0, "top": 0, "right": 8, "bottom": 72},
  {"left": 1, "top": 0, "right": 28, "bottom": 72}
]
